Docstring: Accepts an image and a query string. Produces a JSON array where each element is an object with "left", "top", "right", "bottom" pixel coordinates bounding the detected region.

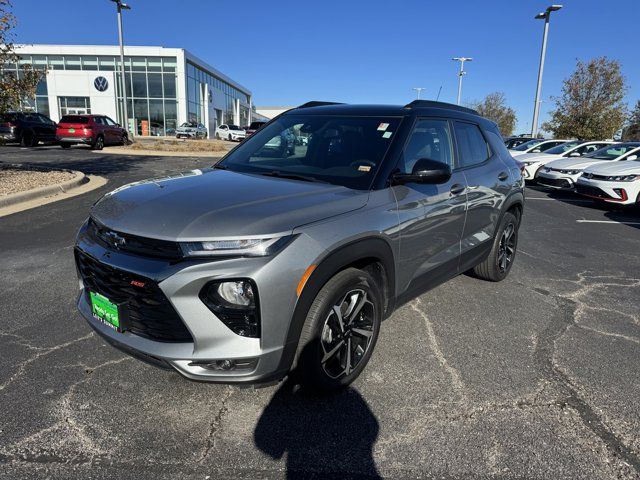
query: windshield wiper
[
  {"left": 258, "top": 170, "right": 329, "bottom": 184},
  {"left": 212, "top": 163, "right": 228, "bottom": 170}
]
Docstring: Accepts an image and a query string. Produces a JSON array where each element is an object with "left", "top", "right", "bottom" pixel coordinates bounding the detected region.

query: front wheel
[
  {"left": 294, "top": 268, "right": 382, "bottom": 392},
  {"left": 472, "top": 211, "right": 519, "bottom": 281}
]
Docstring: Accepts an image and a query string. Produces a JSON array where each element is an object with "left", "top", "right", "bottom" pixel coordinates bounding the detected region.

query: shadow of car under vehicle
[{"left": 254, "top": 376, "right": 381, "bottom": 479}]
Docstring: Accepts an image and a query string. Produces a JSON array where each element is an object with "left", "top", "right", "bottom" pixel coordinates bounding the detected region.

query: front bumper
[
  {"left": 74, "top": 222, "right": 314, "bottom": 384},
  {"left": 522, "top": 163, "right": 542, "bottom": 181},
  {"left": 537, "top": 171, "right": 578, "bottom": 190},
  {"left": 576, "top": 178, "right": 638, "bottom": 204}
]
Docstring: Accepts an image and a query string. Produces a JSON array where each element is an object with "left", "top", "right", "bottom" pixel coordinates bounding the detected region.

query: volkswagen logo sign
[{"left": 94, "top": 76, "right": 109, "bottom": 92}]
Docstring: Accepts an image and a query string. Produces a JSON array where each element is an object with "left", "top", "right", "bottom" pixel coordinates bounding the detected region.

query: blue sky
[{"left": 11, "top": 0, "right": 639, "bottom": 133}]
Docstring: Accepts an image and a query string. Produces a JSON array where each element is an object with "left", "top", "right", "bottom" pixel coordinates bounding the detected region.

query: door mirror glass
[
  {"left": 393, "top": 158, "right": 452, "bottom": 185},
  {"left": 626, "top": 154, "right": 638, "bottom": 161},
  {"left": 569, "top": 151, "right": 581, "bottom": 157},
  {"left": 531, "top": 148, "right": 541, "bottom": 153}
]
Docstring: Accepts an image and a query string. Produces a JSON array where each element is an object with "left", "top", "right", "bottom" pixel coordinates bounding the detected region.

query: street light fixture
[
  {"left": 110, "top": 0, "right": 132, "bottom": 138},
  {"left": 531, "top": 4, "right": 562, "bottom": 137},
  {"left": 452, "top": 57, "right": 472, "bottom": 105},
  {"left": 412, "top": 87, "right": 426, "bottom": 99}
]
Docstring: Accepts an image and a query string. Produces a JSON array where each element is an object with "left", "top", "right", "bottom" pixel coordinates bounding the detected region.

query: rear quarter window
[{"left": 454, "top": 121, "right": 490, "bottom": 168}]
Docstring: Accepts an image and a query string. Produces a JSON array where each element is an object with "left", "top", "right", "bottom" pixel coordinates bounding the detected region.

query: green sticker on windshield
[{"left": 382, "top": 131, "right": 392, "bottom": 139}]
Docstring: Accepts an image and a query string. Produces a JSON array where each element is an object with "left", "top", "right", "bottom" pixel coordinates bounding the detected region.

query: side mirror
[
  {"left": 569, "top": 151, "right": 581, "bottom": 157},
  {"left": 392, "top": 158, "right": 452, "bottom": 185},
  {"left": 531, "top": 148, "right": 541, "bottom": 153},
  {"left": 626, "top": 154, "right": 638, "bottom": 161}
]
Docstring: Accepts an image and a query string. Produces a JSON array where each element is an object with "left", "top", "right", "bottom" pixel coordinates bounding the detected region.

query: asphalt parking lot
[{"left": 1, "top": 145, "right": 639, "bottom": 479}]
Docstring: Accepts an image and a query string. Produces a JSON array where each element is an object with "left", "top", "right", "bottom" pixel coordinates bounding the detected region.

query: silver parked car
[
  {"left": 175, "top": 122, "right": 207, "bottom": 139},
  {"left": 74, "top": 100, "right": 524, "bottom": 391}
]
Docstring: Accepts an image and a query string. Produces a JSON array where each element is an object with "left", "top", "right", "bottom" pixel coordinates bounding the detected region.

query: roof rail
[
  {"left": 296, "top": 101, "right": 345, "bottom": 109},
  {"left": 403, "top": 100, "right": 478, "bottom": 115}
]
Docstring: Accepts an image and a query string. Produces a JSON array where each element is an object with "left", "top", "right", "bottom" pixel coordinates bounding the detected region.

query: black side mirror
[{"left": 392, "top": 158, "right": 452, "bottom": 185}]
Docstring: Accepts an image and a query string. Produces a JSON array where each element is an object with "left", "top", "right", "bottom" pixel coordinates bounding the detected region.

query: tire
[
  {"left": 121, "top": 133, "right": 128, "bottom": 146},
  {"left": 60, "top": 143, "right": 71, "bottom": 149},
  {"left": 21, "top": 131, "right": 37, "bottom": 147},
  {"left": 92, "top": 135, "right": 104, "bottom": 151},
  {"left": 294, "top": 268, "right": 382, "bottom": 392},
  {"left": 473, "top": 211, "right": 519, "bottom": 282},
  {"left": 228, "top": 134, "right": 232, "bottom": 141}
]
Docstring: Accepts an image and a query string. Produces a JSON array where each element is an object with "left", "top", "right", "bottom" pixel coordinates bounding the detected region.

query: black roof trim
[
  {"left": 296, "top": 101, "right": 345, "bottom": 109},
  {"left": 403, "top": 100, "right": 478, "bottom": 115}
]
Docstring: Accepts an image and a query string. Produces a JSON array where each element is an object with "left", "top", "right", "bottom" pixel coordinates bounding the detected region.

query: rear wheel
[
  {"left": 473, "top": 211, "right": 519, "bottom": 282},
  {"left": 121, "top": 133, "right": 129, "bottom": 145},
  {"left": 92, "top": 135, "right": 104, "bottom": 150},
  {"left": 294, "top": 268, "right": 382, "bottom": 392}
]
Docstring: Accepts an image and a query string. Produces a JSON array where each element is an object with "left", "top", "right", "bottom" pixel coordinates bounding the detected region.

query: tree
[
  {"left": 0, "top": 0, "right": 43, "bottom": 113},
  {"left": 470, "top": 92, "right": 516, "bottom": 137},
  {"left": 628, "top": 100, "right": 640, "bottom": 126},
  {"left": 542, "top": 57, "right": 627, "bottom": 140}
]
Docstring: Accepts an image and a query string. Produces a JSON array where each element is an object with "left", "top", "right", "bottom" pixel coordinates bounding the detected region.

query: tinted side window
[
  {"left": 401, "top": 119, "right": 453, "bottom": 173},
  {"left": 454, "top": 121, "right": 489, "bottom": 168}
]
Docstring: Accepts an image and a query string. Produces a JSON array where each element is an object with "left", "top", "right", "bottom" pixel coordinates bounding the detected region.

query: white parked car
[
  {"left": 176, "top": 122, "right": 207, "bottom": 139},
  {"left": 517, "top": 140, "right": 614, "bottom": 181},
  {"left": 509, "top": 138, "right": 571, "bottom": 157},
  {"left": 576, "top": 157, "right": 640, "bottom": 205},
  {"left": 216, "top": 124, "right": 246, "bottom": 142},
  {"left": 537, "top": 142, "right": 640, "bottom": 190}
]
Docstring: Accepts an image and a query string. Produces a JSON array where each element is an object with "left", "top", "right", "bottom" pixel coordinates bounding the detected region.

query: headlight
[
  {"left": 180, "top": 236, "right": 293, "bottom": 257},
  {"left": 607, "top": 175, "right": 639, "bottom": 182},
  {"left": 560, "top": 169, "right": 580, "bottom": 175}
]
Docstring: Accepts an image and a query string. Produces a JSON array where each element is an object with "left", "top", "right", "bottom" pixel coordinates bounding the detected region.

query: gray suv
[{"left": 74, "top": 100, "right": 524, "bottom": 391}]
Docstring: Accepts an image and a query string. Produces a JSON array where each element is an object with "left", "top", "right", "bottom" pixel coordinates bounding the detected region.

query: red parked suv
[{"left": 56, "top": 114, "right": 128, "bottom": 150}]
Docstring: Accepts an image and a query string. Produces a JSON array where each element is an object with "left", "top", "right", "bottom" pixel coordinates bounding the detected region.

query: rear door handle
[
  {"left": 450, "top": 183, "right": 466, "bottom": 195},
  {"left": 498, "top": 171, "right": 509, "bottom": 181}
]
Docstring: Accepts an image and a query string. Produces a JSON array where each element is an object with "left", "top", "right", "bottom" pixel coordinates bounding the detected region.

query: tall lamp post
[
  {"left": 452, "top": 57, "right": 472, "bottom": 105},
  {"left": 110, "top": 0, "right": 132, "bottom": 138},
  {"left": 531, "top": 4, "right": 562, "bottom": 138},
  {"left": 412, "top": 87, "right": 426, "bottom": 99}
]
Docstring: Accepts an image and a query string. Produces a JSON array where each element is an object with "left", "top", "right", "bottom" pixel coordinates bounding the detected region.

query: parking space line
[{"left": 576, "top": 220, "right": 640, "bottom": 226}]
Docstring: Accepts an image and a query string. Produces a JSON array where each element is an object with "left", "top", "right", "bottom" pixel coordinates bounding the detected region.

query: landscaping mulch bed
[{"left": 0, "top": 167, "right": 76, "bottom": 196}]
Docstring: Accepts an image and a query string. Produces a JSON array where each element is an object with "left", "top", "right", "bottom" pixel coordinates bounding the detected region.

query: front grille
[
  {"left": 75, "top": 248, "right": 193, "bottom": 342},
  {"left": 576, "top": 184, "right": 613, "bottom": 199},
  {"left": 88, "top": 218, "right": 182, "bottom": 260},
  {"left": 538, "top": 177, "right": 572, "bottom": 188}
]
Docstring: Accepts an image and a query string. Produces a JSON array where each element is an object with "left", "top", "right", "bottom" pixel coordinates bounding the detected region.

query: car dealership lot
[{"left": 1, "top": 147, "right": 639, "bottom": 479}]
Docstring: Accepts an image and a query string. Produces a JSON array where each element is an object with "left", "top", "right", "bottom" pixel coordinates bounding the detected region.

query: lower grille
[
  {"left": 538, "top": 177, "right": 572, "bottom": 188},
  {"left": 576, "top": 184, "right": 613, "bottom": 199},
  {"left": 75, "top": 248, "right": 193, "bottom": 343}
]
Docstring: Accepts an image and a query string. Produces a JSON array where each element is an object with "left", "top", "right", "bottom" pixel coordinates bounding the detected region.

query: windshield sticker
[
  {"left": 377, "top": 123, "right": 389, "bottom": 131},
  {"left": 358, "top": 165, "right": 372, "bottom": 172},
  {"left": 382, "top": 131, "right": 392, "bottom": 139}
]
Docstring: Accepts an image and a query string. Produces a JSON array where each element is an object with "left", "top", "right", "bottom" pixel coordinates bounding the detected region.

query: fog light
[
  {"left": 199, "top": 279, "right": 260, "bottom": 338},
  {"left": 188, "top": 358, "right": 258, "bottom": 371}
]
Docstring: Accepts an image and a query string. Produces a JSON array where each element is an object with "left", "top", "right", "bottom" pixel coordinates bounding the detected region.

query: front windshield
[
  {"left": 512, "top": 139, "right": 543, "bottom": 151},
  {"left": 584, "top": 144, "right": 640, "bottom": 160},
  {"left": 229, "top": 125, "right": 242, "bottom": 130},
  {"left": 545, "top": 141, "right": 580, "bottom": 155},
  {"left": 218, "top": 114, "right": 402, "bottom": 190},
  {"left": 180, "top": 122, "right": 196, "bottom": 128}
]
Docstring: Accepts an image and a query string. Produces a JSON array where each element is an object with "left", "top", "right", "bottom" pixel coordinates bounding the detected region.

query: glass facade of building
[{"left": 186, "top": 61, "right": 250, "bottom": 126}]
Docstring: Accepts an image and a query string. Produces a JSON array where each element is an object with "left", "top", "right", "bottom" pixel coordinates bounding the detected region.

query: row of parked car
[
  {"left": 504, "top": 136, "right": 640, "bottom": 206},
  {"left": 174, "top": 121, "right": 269, "bottom": 142},
  {"left": 0, "top": 111, "right": 128, "bottom": 150}
]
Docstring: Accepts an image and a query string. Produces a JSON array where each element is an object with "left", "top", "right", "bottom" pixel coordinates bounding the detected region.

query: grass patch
[{"left": 126, "top": 138, "right": 231, "bottom": 153}]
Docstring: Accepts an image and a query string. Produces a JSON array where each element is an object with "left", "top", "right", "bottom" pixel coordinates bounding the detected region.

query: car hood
[
  {"left": 91, "top": 169, "right": 368, "bottom": 241},
  {"left": 516, "top": 152, "right": 557, "bottom": 163},
  {"left": 545, "top": 158, "right": 607, "bottom": 170},
  {"left": 583, "top": 161, "right": 640, "bottom": 175}
]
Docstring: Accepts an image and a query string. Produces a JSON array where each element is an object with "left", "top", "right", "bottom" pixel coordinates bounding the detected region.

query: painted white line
[{"left": 576, "top": 219, "right": 640, "bottom": 226}]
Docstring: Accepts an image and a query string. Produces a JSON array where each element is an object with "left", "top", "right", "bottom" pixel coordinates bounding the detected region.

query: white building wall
[{"left": 45, "top": 70, "right": 117, "bottom": 122}]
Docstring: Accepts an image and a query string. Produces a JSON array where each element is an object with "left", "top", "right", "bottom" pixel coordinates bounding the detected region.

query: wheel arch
[
  {"left": 275, "top": 236, "right": 396, "bottom": 376},
  {"left": 502, "top": 190, "right": 524, "bottom": 226}
]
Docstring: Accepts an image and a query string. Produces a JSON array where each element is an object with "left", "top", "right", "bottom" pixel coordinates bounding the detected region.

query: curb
[
  {"left": 0, "top": 164, "right": 89, "bottom": 209},
  {"left": 97, "top": 147, "right": 228, "bottom": 158}
]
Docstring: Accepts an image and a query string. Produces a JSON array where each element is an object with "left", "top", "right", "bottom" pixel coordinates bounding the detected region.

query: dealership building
[{"left": 7, "top": 44, "right": 257, "bottom": 137}]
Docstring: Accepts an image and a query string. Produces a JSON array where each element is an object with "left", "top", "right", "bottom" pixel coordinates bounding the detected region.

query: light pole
[
  {"left": 110, "top": 0, "right": 132, "bottom": 138},
  {"left": 531, "top": 4, "right": 562, "bottom": 138},
  {"left": 452, "top": 57, "right": 472, "bottom": 105},
  {"left": 412, "top": 87, "right": 425, "bottom": 99}
]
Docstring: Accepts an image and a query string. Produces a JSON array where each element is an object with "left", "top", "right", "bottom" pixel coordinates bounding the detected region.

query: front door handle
[
  {"left": 450, "top": 183, "right": 466, "bottom": 195},
  {"left": 498, "top": 171, "right": 509, "bottom": 181}
]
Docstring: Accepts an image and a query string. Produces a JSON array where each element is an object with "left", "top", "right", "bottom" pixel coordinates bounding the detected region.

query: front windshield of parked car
[
  {"left": 218, "top": 114, "right": 402, "bottom": 190},
  {"left": 229, "top": 125, "right": 242, "bottom": 130},
  {"left": 180, "top": 122, "right": 196, "bottom": 127},
  {"left": 584, "top": 144, "right": 640, "bottom": 160},
  {"left": 545, "top": 141, "right": 580, "bottom": 154},
  {"left": 512, "top": 139, "right": 543, "bottom": 151}
]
